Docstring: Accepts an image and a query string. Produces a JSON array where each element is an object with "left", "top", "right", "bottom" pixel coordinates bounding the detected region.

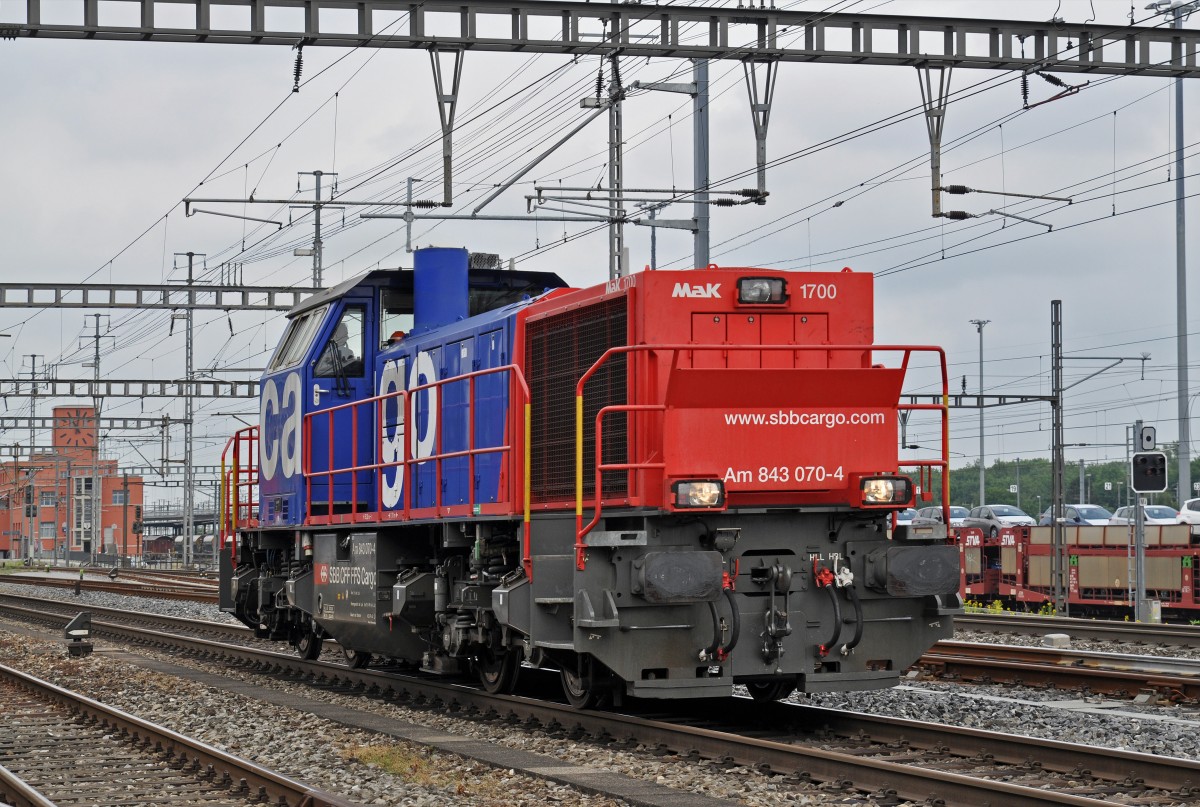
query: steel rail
[
  {"left": 0, "top": 601, "right": 1181, "bottom": 807},
  {"left": 957, "top": 611, "right": 1200, "bottom": 646},
  {"left": 0, "top": 593, "right": 247, "bottom": 639},
  {"left": 0, "top": 661, "right": 363, "bottom": 807},
  {"left": 0, "top": 574, "right": 219, "bottom": 603},
  {"left": 921, "top": 639, "right": 1200, "bottom": 701},
  {"left": 0, "top": 763, "right": 56, "bottom": 807}
]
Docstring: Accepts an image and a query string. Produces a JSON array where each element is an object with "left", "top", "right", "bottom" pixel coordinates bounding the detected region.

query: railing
[
  {"left": 219, "top": 425, "right": 259, "bottom": 565},
  {"left": 302, "top": 364, "right": 534, "bottom": 574},
  {"left": 574, "top": 343, "right": 951, "bottom": 572},
  {"left": 892, "top": 346, "right": 952, "bottom": 529}
]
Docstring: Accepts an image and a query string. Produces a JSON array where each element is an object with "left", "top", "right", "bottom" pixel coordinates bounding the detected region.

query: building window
[
  {"left": 113, "top": 490, "right": 128, "bottom": 506},
  {"left": 39, "top": 521, "right": 56, "bottom": 539},
  {"left": 40, "top": 491, "right": 56, "bottom": 507}
]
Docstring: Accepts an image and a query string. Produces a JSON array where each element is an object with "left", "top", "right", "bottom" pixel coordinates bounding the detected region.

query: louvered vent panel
[{"left": 527, "top": 298, "right": 628, "bottom": 503}]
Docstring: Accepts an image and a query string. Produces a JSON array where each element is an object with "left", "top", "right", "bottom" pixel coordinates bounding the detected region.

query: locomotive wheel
[
  {"left": 560, "top": 664, "right": 601, "bottom": 709},
  {"left": 746, "top": 680, "right": 795, "bottom": 702},
  {"left": 477, "top": 648, "right": 520, "bottom": 694},
  {"left": 342, "top": 648, "right": 371, "bottom": 669},
  {"left": 295, "top": 629, "right": 323, "bottom": 661}
]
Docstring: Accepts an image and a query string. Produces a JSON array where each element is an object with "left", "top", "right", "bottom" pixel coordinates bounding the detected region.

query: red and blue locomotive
[{"left": 219, "top": 247, "right": 960, "bottom": 704}]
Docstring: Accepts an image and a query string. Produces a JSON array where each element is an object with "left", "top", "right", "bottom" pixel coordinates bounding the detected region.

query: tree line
[{"left": 914, "top": 444, "right": 1200, "bottom": 515}]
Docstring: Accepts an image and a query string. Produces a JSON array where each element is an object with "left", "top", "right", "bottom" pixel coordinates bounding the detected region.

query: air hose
[{"left": 705, "top": 588, "right": 741, "bottom": 661}]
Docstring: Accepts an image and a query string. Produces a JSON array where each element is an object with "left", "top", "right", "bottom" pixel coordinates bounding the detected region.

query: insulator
[
  {"left": 412, "top": 200, "right": 440, "bottom": 209},
  {"left": 596, "top": 67, "right": 604, "bottom": 99},
  {"left": 1021, "top": 74, "right": 1029, "bottom": 108},
  {"left": 711, "top": 199, "right": 738, "bottom": 207},
  {"left": 292, "top": 45, "right": 304, "bottom": 93},
  {"left": 941, "top": 210, "right": 972, "bottom": 220},
  {"left": 1037, "top": 71, "right": 1069, "bottom": 89},
  {"left": 942, "top": 185, "right": 971, "bottom": 194}
]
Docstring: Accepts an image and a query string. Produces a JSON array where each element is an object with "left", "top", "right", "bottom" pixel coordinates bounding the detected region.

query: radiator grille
[{"left": 527, "top": 297, "right": 628, "bottom": 503}]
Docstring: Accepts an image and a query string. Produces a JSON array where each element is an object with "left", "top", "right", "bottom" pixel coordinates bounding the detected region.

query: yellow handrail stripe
[
  {"left": 575, "top": 394, "right": 583, "bottom": 518},
  {"left": 524, "top": 402, "right": 531, "bottom": 527}
]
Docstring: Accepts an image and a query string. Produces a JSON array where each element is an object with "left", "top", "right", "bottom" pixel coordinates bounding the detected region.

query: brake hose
[
  {"left": 817, "top": 584, "right": 842, "bottom": 658},
  {"left": 705, "top": 588, "right": 742, "bottom": 661},
  {"left": 841, "top": 584, "right": 864, "bottom": 654}
]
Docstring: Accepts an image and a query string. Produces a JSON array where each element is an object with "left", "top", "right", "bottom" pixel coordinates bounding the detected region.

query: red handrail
[
  {"left": 301, "top": 365, "right": 533, "bottom": 562},
  {"left": 219, "top": 425, "right": 259, "bottom": 565}
]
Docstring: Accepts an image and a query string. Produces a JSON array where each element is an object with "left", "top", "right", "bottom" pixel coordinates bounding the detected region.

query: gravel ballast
[{"left": 3, "top": 580, "right": 1199, "bottom": 805}]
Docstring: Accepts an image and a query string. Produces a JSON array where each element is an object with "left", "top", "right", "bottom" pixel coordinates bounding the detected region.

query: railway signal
[{"left": 1131, "top": 451, "right": 1168, "bottom": 493}]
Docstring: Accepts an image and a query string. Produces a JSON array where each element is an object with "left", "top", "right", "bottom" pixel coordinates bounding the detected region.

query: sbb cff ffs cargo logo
[{"left": 1131, "top": 451, "right": 1168, "bottom": 493}]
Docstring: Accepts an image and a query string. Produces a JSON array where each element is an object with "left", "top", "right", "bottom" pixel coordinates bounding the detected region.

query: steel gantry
[
  {"left": 5, "top": 1, "right": 1197, "bottom": 77},
  {"left": 0, "top": 379, "right": 259, "bottom": 399},
  {"left": 0, "top": 283, "right": 318, "bottom": 311}
]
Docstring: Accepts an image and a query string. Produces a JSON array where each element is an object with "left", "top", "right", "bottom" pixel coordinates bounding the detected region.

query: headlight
[
  {"left": 672, "top": 480, "right": 725, "bottom": 508},
  {"left": 737, "top": 277, "right": 786, "bottom": 304},
  {"left": 860, "top": 475, "right": 912, "bottom": 505}
]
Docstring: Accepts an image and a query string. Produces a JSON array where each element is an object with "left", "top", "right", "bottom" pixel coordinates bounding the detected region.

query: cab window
[
  {"left": 314, "top": 307, "right": 365, "bottom": 378},
  {"left": 381, "top": 288, "right": 414, "bottom": 348},
  {"left": 269, "top": 305, "right": 328, "bottom": 371}
]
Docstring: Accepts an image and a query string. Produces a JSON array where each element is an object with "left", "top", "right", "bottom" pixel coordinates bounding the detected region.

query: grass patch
[{"left": 343, "top": 744, "right": 440, "bottom": 786}]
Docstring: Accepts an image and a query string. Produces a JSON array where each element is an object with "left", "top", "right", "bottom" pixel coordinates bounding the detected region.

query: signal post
[{"left": 1131, "top": 421, "right": 1168, "bottom": 623}]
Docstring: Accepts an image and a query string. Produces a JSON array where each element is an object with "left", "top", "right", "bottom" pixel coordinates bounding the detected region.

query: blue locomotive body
[{"left": 254, "top": 249, "right": 563, "bottom": 527}]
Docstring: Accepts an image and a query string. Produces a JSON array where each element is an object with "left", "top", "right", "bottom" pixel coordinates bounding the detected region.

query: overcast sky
[{"left": 0, "top": 0, "right": 1196, "bottom": 507}]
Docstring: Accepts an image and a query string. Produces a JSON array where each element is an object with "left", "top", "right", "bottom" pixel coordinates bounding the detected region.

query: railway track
[
  {"left": 1, "top": 595, "right": 1195, "bottom": 806},
  {"left": 8, "top": 592, "right": 1198, "bottom": 704},
  {"left": 958, "top": 611, "right": 1200, "bottom": 646},
  {"left": 921, "top": 639, "right": 1200, "bottom": 702},
  {"left": 0, "top": 661, "right": 361, "bottom": 807},
  {"left": 0, "top": 571, "right": 218, "bottom": 603}
]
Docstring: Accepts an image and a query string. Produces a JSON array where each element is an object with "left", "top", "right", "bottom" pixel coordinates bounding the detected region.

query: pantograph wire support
[{"left": 917, "top": 63, "right": 953, "bottom": 218}]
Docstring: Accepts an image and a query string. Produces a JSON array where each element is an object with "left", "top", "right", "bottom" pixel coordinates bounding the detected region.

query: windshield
[
  {"left": 1076, "top": 506, "right": 1112, "bottom": 520},
  {"left": 1146, "top": 506, "right": 1178, "bottom": 519},
  {"left": 268, "top": 305, "right": 328, "bottom": 371},
  {"left": 991, "top": 505, "right": 1026, "bottom": 517},
  {"left": 949, "top": 507, "right": 969, "bottom": 518}
]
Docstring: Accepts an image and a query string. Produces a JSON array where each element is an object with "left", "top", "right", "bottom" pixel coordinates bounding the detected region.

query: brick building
[{"left": 0, "top": 406, "right": 144, "bottom": 561}]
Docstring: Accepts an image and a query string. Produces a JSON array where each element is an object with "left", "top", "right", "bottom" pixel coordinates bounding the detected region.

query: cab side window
[{"left": 315, "top": 307, "right": 365, "bottom": 377}]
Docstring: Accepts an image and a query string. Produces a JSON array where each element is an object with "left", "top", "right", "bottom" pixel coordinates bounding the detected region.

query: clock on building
[{"left": 54, "top": 408, "right": 95, "bottom": 448}]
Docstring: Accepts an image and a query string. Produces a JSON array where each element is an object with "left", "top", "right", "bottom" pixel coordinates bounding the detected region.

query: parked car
[
  {"left": 1178, "top": 498, "right": 1200, "bottom": 532},
  {"left": 1110, "top": 504, "right": 1180, "bottom": 526},
  {"left": 1037, "top": 504, "right": 1113, "bottom": 526},
  {"left": 894, "top": 508, "right": 917, "bottom": 527},
  {"left": 963, "top": 504, "right": 1036, "bottom": 537},
  {"left": 914, "top": 505, "right": 970, "bottom": 527}
]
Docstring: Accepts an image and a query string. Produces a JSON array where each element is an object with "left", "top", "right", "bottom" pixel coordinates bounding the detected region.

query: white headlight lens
[
  {"left": 674, "top": 480, "right": 725, "bottom": 508},
  {"left": 862, "top": 478, "right": 895, "bottom": 503},
  {"left": 860, "top": 476, "right": 912, "bottom": 505},
  {"left": 737, "top": 277, "right": 786, "bottom": 304}
]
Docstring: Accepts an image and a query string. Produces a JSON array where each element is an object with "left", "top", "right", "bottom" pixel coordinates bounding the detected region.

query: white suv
[{"left": 1179, "top": 498, "right": 1200, "bottom": 533}]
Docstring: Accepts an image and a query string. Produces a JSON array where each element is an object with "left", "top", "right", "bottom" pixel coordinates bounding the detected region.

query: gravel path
[{"left": 3, "top": 580, "right": 1198, "bottom": 805}]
